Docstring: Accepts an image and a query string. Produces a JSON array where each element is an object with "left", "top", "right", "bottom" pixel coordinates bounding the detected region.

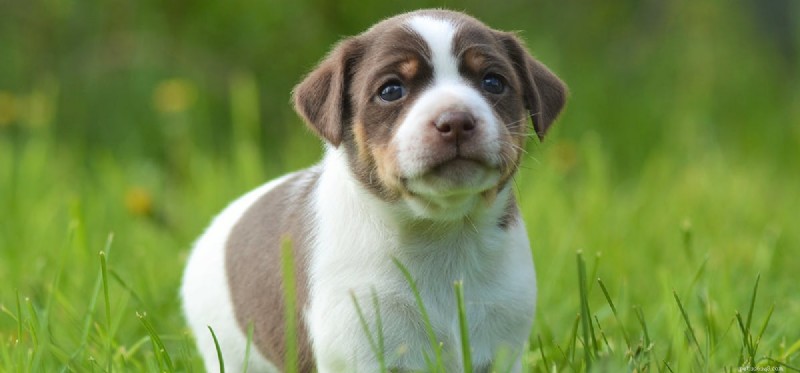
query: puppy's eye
[
  {"left": 378, "top": 81, "right": 406, "bottom": 102},
  {"left": 481, "top": 74, "right": 505, "bottom": 94}
]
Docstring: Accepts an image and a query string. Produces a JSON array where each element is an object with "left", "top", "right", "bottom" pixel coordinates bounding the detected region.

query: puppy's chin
[{"left": 401, "top": 160, "right": 501, "bottom": 220}]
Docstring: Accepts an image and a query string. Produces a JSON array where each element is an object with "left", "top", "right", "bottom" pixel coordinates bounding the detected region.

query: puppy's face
[{"left": 294, "top": 10, "right": 567, "bottom": 220}]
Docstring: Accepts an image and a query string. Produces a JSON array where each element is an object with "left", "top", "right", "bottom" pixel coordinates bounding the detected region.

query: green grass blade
[
  {"left": 632, "top": 306, "right": 651, "bottom": 371},
  {"left": 556, "top": 344, "right": 579, "bottom": 373},
  {"left": 744, "top": 274, "right": 761, "bottom": 340},
  {"left": 371, "top": 287, "right": 386, "bottom": 372},
  {"left": 421, "top": 350, "right": 435, "bottom": 373},
  {"left": 594, "top": 315, "right": 613, "bottom": 354},
  {"left": 243, "top": 322, "right": 254, "bottom": 373},
  {"left": 587, "top": 252, "right": 601, "bottom": 294},
  {"left": 537, "top": 334, "right": 551, "bottom": 372},
  {"left": 735, "top": 311, "right": 754, "bottom": 365},
  {"left": 15, "top": 289, "right": 23, "bottom": 345},
  {"left": 673, "top": 290, "right": 705, "bottom": 362},
  {"left": 686, "top": 255, "right": 709, "bottom": 294},
  {"left": 100, "top": 248, "right": 113, "bottom": 373},
  {"left": 351, "top": 291, "right": 382, "bottom": 370},
  {"left": 567, "top": 313, "right": 580, "bottom": 362},
  {"left": 351, "top": 287, "right": 388, "bottom": 372},
  {"left": 597, "top": 278, "right": 630, "bottom": 349},
  {"left": 77, "top": 232, "right": 115, "bottom": 363},
  {"left": 454, "top": 281, "right": 472, "bottom": 373},
  {"left": 137, "top": 312, "right": 175, "bottom": 372},
  {"left": 633, "top": 306, "right": 650, "bottom": 349},
  {"left": 392, "top": 257, "right": 443, "bottom": 372},
  {"left": 207, "top": 326, "right": 225, "bottom": 373},
  {"left": 108, "top": 269, "right": 145, "bottom": 306},
  {"left": 576, "top": 251, "right": 594, "bottom": 370},
  {"left": 755, "top": 303, "right": 774, "bottom": 351},
  {"left": 280, "top": 237, "right": 298, "bottom": 373}
]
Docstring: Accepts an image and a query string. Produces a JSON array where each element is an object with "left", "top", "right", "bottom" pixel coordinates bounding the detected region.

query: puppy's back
[{"left": 181, "top": 168, "right": 319, "bottom": 372}]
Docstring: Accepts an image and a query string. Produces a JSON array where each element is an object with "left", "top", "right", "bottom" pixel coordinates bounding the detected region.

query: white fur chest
[{"left": 307, "top": 150, "right": 537, "bottom": 372}]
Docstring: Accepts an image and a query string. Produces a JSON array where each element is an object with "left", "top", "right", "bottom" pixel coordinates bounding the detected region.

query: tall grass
[{"left": 2, "top": 77, "right": 799, "bottom": 371}]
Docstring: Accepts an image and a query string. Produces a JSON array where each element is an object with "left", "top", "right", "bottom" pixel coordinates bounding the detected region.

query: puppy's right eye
[
  {"left": 481, "top": 73, "right": 506, "bottom": 94},
  {"left": 378, "top": 81, "right": 406, "bottom": 102}
]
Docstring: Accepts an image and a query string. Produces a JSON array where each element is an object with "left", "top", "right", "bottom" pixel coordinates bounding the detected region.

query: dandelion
[
  {"left": 0, "top": 91, "right": 18, "bottom": 127},
  {"left": 152, "top": 78, "right": 196, "bottom": 114},
  {"left": 124, "top": 186, "right": 154, "bottom": 217}
]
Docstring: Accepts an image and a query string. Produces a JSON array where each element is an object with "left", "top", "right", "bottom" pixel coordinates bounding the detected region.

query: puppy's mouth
[
  {"left": 404, "top": 154, "right": 500, "bottom": 197},
  {"left": 430, "top": 156, "right": 489, "bottom": 182},
  {"left": 394, "top": 155, "right": 501, "bottom": 220}
]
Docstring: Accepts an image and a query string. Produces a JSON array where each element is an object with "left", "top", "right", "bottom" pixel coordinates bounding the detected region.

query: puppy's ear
[
  {"left": 292, "top": 38, "right": 364, "bottom": 147},
  {"left": 497, "top": 32, "right": 568, "bottom": 140}
]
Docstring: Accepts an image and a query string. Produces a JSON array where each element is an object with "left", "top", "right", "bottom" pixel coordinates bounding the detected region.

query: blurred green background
[
  {"left": 2, "top": 0, "right": 798, "bottom": 166},
  {"left": 1, "top": 0, "right": 799, "bottom": 371}
]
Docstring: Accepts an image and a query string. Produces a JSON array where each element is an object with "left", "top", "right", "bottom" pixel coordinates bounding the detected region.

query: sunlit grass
[{"left": 2, "top": 123, "right": 800, "bottom": 371}]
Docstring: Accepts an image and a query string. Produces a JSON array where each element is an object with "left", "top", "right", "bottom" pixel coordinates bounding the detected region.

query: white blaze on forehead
[
  {"left": 406, "top": 15, "right": 460, "bottom": 83},
  {"left": 394, "top": 15, "right": 502, "bottom": 181},
  {"left": 393, "top": 14, "right": 503, "bottom": 218}
]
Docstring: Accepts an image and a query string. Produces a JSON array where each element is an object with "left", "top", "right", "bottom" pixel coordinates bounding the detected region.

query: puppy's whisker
[
  {"left": 500, "top": 140, "right": 528, "bottom": 155},
  {"left": 505, "top": 130, "right": 538, "bottom": 138},
  {"left": 503, "top": 118, "right": 529, "bottom": 128},
  {"left": 491, "top": 98, "right": 505, "bottom": 110}
]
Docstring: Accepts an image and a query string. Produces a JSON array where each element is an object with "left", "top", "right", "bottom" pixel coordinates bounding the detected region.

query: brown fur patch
[
  {"left": 340, "top": 22, "right": 435, "bottom": 202},
  {"left": 225, "top": 169, "right": 320, "bottom": 373}
]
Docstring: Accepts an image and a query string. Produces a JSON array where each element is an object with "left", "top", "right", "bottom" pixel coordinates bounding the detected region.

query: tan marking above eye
[
  {"left": 463, "top": 48, "right": 486, "bottom": 73},
  {"left": 398, "top": 58, "right": 420, "bottom": 80}
]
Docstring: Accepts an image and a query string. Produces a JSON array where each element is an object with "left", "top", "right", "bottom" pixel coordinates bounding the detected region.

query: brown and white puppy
[{"left": 181, "top": 9, "right": 566, "bottom": 373}]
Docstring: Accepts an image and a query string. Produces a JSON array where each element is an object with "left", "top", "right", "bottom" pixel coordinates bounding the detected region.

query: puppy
[{"left": 181, "top": 9, "right": 566, "bottom": 373}]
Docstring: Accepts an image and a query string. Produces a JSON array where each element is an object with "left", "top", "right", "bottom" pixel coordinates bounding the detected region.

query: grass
[
  {"left": 280, "top": 238, "right": 298, "bottom": 373},
  {"left": 2, "top": 121, "right": 798, "bottom": 371},
  {"left": 2, "top": 74, "right": 800, "bottom": 371},
  {"left": 454, "top": 281, "right": 472, "bottom": 373},
  {"left": 2, "top": 1, "right": 800, "bottom": 371}
]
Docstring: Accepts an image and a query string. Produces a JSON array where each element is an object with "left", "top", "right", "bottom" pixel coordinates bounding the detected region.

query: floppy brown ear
[
  {"left": 497, "top": 32, "right": 568, "bottom": 140},
  {"left": 292, "top": 38, "right": 363, "bottom": 147}
]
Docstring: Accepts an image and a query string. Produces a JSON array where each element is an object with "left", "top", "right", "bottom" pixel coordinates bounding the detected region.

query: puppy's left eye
[
  {"left": 481, "top": 74, "right": 505, "bottom": 94},
  {"left": 378, "top": 81, "right": 406, "bottom": 102}
]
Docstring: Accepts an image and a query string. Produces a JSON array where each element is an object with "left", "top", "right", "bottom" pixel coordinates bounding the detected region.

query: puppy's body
[{"left": 182, "top": 9, "right": 566, "bottom": 373}]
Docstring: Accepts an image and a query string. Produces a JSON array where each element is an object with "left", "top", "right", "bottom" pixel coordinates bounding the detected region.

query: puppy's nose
[{"left": 434, "top": 111, "right": 475, "bottom": 142}]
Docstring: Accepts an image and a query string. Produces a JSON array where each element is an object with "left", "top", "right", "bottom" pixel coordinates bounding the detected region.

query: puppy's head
[{"left": 294, "top": 9, "right": 567, "bottom": 220}]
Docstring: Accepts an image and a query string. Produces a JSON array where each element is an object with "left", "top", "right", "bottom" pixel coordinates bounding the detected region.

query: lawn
[{"left": 1, "top": 1, "right": 799, "bottom": 372}]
